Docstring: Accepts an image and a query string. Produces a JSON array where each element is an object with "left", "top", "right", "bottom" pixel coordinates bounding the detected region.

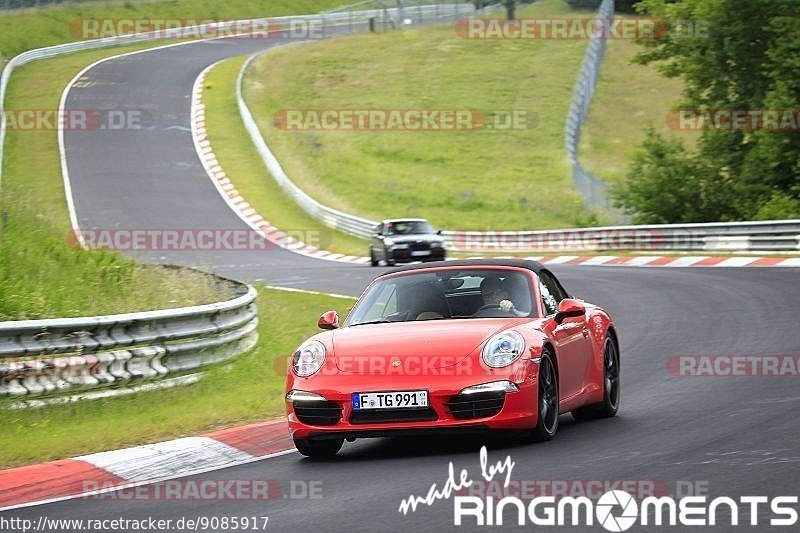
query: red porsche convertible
[{"left": 285, "top": 259, "right": 620, "bottom": 457}]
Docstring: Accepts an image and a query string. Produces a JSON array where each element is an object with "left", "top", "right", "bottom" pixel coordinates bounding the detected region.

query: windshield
[
  {"left": 347, "top": 269, "right": 536, "bottom": 325},
  {"left": 385, "top": 220, "right": 434, "bottom": 236}
]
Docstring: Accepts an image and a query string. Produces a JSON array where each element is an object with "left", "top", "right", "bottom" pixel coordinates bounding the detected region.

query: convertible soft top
[{"left": 380, "top": 258, "right": 547, "bottom": 277}]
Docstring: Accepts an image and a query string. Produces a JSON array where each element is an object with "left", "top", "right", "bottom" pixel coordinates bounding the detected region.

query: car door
[
  {"left": 372, "top": 223, "right": 384, "bottom": 259},
  {"left": 539, "top": 270, "right": 592, "bottom": 400}
]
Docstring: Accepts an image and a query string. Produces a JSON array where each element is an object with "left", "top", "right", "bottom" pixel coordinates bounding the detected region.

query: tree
[{"left": 614, "top": 0, "right": 800, "bottom": 223}]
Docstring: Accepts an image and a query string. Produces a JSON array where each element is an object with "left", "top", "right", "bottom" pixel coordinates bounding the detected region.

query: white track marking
[{"left": 77, "top": 437, "right": 252, "bottom": 481}]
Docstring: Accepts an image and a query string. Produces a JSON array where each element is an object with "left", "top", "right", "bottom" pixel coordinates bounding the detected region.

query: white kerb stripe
[
  {"left": 717, "top": 256, "right": 759, "bottom": 267},
  {"left": 580, "top": 255, "right": 616, "bottom": 265},
  {"left": 77, "top": 437, "right": 252, "bottom": 481},
  {"left": 625, "top": 256, "right": 662, "bottom": 266},
  {"left": 542, "top": 255, "right": 579, "bottom": 264},
  {"left": 667, "top": 256, "right": 709, "bottom": 267}
]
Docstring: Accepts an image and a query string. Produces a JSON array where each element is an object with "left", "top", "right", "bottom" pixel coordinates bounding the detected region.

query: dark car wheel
[
  {"left": 572, "top": 335, "right": 620, "bottom": 421},
  {"left": 530, "top": 350, "right": 559, "bottom": 441},
  {"left": 293, "top": 437, "right": 344, "bottom": 458},
  {"left": 369, "top": 248, "right": 379, "bottom": 267}
]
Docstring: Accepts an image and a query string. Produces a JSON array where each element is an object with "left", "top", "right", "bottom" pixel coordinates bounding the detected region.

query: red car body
[{"left": 285, "top": 259, "right": 620, "bottom": 456}]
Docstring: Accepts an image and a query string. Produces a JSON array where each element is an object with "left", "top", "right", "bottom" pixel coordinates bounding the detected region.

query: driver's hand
[{"left": 499, "top": 299, "right": 514, "bottom": 312}]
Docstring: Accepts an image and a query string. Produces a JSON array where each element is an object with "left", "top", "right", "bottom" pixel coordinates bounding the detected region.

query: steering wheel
[{"left": 472, "top": 304, "right": 514, "bottom": 317}]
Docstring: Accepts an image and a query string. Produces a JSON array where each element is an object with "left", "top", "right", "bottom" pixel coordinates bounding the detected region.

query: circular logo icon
[{"left": 596, "top": 490, "right": 638, "bottom": 532}]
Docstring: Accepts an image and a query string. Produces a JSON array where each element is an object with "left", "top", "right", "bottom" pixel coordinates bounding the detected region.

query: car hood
[
  {"left": 385, "top": 234, "right": 442, "bottom": 244},
  {"left": 332, "top": 318, "right": 527, "bottom": 374}
]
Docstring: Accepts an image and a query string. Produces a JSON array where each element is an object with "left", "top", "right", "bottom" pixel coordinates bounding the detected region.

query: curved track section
[
  {"left": 61, "top": 33, "right": 374, "bottom": 295},
  {"left": 4, "top": 31, "right": 799, "bottom": 531}
]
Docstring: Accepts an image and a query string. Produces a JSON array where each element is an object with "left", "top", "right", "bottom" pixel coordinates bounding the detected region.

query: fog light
[
  {"left": 286, "top": 390, "right": 326, "bottom": 403},
  {"left": 459, "top": 380, "right": 519, "bottom": 395}
]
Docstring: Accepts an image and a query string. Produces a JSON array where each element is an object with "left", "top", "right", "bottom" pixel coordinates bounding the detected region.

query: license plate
[
  {"left": 352, "top": 390, "right": 428, "bottom": 410},
  {"left": 410, "top": 250, "right": 431, "bottom": 256}
]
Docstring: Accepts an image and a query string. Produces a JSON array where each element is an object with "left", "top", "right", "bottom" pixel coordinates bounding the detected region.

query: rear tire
[
  {"left": 530, "top": 350, "right": 559, "bottom": 441},
  {"left": 572, "top": 335, "right": 620, "bottom": 421},
  {"left": 293, "top": 438, "right": 344, "bottom": 458}
]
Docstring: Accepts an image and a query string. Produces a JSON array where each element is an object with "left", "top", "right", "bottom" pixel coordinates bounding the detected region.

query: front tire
[
  {"left": 369, "top": 248, "right": 379, "bottom": 267},
  {"left": 384, "top": 247, "right": 395, "bottom": 266},
  {"left": 572, "top": 335, "right": 620, "bottom": 421},
  {"left": 530, "top": 350, "right": 559, "bottom": 441},
  {"left": 293, "top": 438, "right": 344, "bottom": 458}
]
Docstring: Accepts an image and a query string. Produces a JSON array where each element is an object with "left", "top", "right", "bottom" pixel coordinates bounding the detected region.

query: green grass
[
  {"left": 242, "top": 0, "right": 605, "bottom": 231},
  {"left": 0, "top": 41, "right": 251, "bottom": 319},
  {"left": 0, "top": 0, "right": 346, "bottom": 64},
  {"left": 0, "top": 287, "right": 354, "bottom": 468},
  {"left": 202, "top": 56, "right": 368, "bottom": 257},
  {"left": 578, "top": 18, "right": 697, "bottom": 186}
]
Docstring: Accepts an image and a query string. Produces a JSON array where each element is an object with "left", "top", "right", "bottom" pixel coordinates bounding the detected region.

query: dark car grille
[
  {"left": 446, "top": 391, "right": 505, "bottom": 420},
  {"left": 293, "top": 401, "right": 343, "bottom": 426},
  {"left": 409, "top": 241, "right": 431, "bottom": 251},
  {"left": 350, "top": 407, "right": 438, "bottom": 424}
]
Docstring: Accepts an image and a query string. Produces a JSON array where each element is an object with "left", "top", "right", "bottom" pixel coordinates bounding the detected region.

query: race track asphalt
[{"left": 3, "top": 29, "right": 800, "bottom": 532}]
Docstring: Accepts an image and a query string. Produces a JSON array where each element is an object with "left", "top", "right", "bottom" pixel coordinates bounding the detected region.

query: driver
[{"left": 475, "top": 277, "right": 527, "bottom": 317}]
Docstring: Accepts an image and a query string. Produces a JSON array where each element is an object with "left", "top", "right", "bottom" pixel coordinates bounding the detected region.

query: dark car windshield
[
  {"left": 347, "top": 269, "right": 536, "bottom": 325},
  {"left": 385, "top": 220, "right": 434, "bottom": 236}
]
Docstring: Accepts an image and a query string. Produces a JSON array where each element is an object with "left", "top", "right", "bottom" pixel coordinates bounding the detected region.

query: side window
[
  {"left": 361, "top": 284, "right": 397, "bottom": 322},
  {"left": 375, "top": 223, "right": 384, "bottom": 235},
  {"left": 539, "top": 271, "right": 567, "bottom": 316}
]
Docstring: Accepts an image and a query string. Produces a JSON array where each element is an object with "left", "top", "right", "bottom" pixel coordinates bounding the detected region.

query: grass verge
[
  {"left": 242, "top": 0, "right": 601, "bottom": 231},
  {"left": 202, "top": 56, "right": 368, "bottom": 257},
  {"left": 0, "top": 41, "right": 243, "bottom": 319},
  {"left": 0, "top": 287, "right": 354, "bottom": 468},
  {"left": 0, "top": 0, "right": 345, "bottom": 63},
  {"left": 578, "top": 19, "right": 697, "bottom": 186}
]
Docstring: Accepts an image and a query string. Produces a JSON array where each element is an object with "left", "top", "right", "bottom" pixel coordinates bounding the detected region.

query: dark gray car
[{"left": 369, "top": 218, "right": 446, "bottom": 266}]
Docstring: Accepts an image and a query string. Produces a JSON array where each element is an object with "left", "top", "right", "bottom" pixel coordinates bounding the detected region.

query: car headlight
[
  {"left": 390, "top": 243, "right": 409, "bottom": 250},
  {"left": 482, "top": 331, "right": 525, "bottom": 368},
  {"left": 431, "top": 241, "right": 443, "bottom": 248},
  {"left": 292, "top": 340, "right": 326, "bottom": 377}
]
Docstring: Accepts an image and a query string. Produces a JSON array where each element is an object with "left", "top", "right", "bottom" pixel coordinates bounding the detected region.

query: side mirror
[
  {"left": 436, "top": 229, "right": 442, "bottom": 235},
  {"left": 318, "top": 310, "right": 339, "bottom": 330},
  {"left": 555, "top": 299, "right": 585, "bottom": 324}
]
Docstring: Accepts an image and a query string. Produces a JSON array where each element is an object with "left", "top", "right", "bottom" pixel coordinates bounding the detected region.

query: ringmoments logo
[{"left": 398, "top": 447, "right": 800, "bottom": 530}]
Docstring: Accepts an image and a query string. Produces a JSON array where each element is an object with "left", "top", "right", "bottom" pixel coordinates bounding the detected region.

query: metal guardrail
[
  {"left": 236, "top": 2, "right": 479, "bottom": 239},
  {"left": 441, "top": 220, "right": 800, "bottom": 253},
  {"left": 237, "top": 53, "right": 378, "bottom": 240},
  {"left": 0, "top": 2, "right": 475, "bottom": 188},
  {"left": 563, "top": 0, "right": 621, "bottom": 220},
  {"left": 2, "top": 0, "right": 798, "bottom": 262},
  {"left": 0, "top": 271, "right": 258, "bottom": 400},
  {"left": 232, "top": 1, "right": 800, "bottom": 253}
]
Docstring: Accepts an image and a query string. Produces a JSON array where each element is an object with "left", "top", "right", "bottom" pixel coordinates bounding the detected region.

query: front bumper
[
  {"left": 388, "top": 247, "right": 446, "bottom": 263},
  {"left": 286, "top": 369, "right": 538, "bottom": 440}
]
